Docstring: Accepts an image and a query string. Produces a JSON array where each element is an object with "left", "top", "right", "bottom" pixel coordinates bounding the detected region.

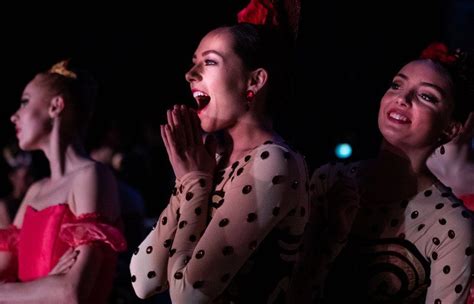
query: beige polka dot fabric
[
  {"left": 130, "top": 141, "right": 309, "bottom": 303},
  {"left": 304, "top": 162, "right": 473, "bottom": 303}
]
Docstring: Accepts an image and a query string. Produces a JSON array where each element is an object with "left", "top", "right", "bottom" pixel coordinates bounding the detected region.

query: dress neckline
[
  {"left": 216, "top": 139, "right": 288, "bottom": 171},
  {"left": 27, "top": 203, "right": 69, "bottom": 213}
]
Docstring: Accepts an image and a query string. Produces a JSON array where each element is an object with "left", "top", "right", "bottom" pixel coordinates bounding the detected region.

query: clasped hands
[{"left": 161, "top": 105, "right": 216, "bottom": 179}]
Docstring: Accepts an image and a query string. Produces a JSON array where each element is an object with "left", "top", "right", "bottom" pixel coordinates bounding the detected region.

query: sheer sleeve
[
  {"left": 131, "top": 144, "right": 306, "bottom": 302},
  {"left": 130, "top": 174, "right": 212, "bottom": 299},
  {"left": 131, "top": 144, "right": 307, "bottom": 303},
  {"left": 59, "top": 213, "right": 126, "bottom": 252},
  {"left": 424, "top": 202, "right": 473, "bottom": 303},
  {"left": 170, "top": 144, "right": 303, "bottom": 303}
]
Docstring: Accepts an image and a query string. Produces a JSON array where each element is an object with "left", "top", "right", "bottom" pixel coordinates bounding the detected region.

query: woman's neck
[
  {"left": 217, "top": 118, "right": 277, "bottom": 166},
  {"left": 42, "top": 128, "right": 90, "bottom": 180},
  {"left": 429, "top": 142, "right": 474, "bottom": 177},
  {"left": 375, "top": 142, "right": 436, "bottom": 192},
  {"left": 427, "top": 142, "right": 474, "bottom": 196},
  {"left": 228, "top": 114, "right": 274, "bottom": 149}
]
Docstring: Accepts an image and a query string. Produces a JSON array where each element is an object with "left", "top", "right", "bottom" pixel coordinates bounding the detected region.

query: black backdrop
[{"left": 1, "top": 0, "right": 472, "bottom": 210}]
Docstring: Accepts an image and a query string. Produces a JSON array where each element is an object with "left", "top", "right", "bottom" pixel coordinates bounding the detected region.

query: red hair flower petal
[
  {"left": 420, "top": 42, "right": 458, "bottom": 64},
  {"left": 237, "top": 0, "right": 279, "bottom": 27}
]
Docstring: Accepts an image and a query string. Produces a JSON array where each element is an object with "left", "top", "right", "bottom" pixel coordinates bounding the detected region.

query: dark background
[{"left": 0, "top": 0, "right": 473, "bottom": 215}]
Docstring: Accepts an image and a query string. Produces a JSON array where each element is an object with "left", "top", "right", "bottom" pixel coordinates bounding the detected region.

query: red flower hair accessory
[
  {"left": 237, "top": 0, "right": 279, "bottom": 27},
  {"left": 420, "top": 42, "right": 459, "bottom": 65},
  {"left": 237, "top": 0, "right": 301, "bottom": 37}
]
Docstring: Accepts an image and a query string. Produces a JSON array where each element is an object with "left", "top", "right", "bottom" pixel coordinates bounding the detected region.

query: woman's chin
[{"left": 18, "top": 141, "right": 34, "bottom": 152}]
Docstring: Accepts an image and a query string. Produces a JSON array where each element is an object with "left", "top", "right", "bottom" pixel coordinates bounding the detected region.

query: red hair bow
[{"left": 420, "top": 42, "right": 458, "bottom": 65}]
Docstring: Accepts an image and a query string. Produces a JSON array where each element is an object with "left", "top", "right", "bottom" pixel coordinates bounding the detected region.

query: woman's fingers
[
  {"left": 163, "top": 125, "right": 177, "bottom": 158},
  {"left": 49, "top": 248, "right": 79, "bottom": 275},
  {"left": 172, "top": 105, "right": 187, "bottom": 149},
  {"left": 166, "top": 104, "right": 205, "bottom": 151},
  {"left": 166, "top": 109, "right": 174, "bottom": 132},
  {"left": 181, "top": 105, "right": 195, "bottom": 146},
  {"left": 190, "top": 109, "right": 203, "bottom": 145},
  {"left": 161, "top": 125, "right": 172, "bottom": 158}
]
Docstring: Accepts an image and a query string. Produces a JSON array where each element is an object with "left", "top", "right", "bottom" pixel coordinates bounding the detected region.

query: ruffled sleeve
[
  {"left": 59, "top": 213, "right": 127, "bottom": 252},
  {"left": 0, "top": 225, "right": 20, "bottom": 253}
]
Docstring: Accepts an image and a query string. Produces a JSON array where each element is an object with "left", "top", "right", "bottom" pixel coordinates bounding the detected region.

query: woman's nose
[
  {"left": 395, "top": 91, "right": 413, "bottom": 107},
  {"left": 185, "top": 64, "right": 202, "bottom": 83},
  {"left": 11, "top": 112, "right": 18, "bottom": 124}
]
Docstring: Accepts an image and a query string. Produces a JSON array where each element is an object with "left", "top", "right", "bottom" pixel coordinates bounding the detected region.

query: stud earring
[
  {"left": 245, "top": 90, "right": 255, "bottom": 102},
  {"left": 245, "top": 90, "right": 255, "bottom": 111}
]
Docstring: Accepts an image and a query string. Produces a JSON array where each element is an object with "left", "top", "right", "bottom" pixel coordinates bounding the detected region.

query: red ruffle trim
[
  {"left": 0, "top": 225, "right": 20, "bottom": 252},
  {"left": 60, "top": 213, "right": 127, "bottom": 252}
]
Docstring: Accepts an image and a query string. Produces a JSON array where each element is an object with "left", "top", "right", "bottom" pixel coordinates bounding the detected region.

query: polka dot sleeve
[
  {"left": 424, "top": 203, "right": 473, "bottom": 303},
  {"left": 170, "top": 144, "right": 304, "bottom": 303},
  {"left": 129, "top": 172, "right": 213, "bottom": 299}
]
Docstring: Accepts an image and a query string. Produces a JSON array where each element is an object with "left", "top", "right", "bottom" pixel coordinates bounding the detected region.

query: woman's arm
[
  {"left": 132, "top": 106, "right": 308, "bottom": 302},
  {"left": 425, "top": 203, "right": 473, "bottom": 303},
  {"left": 166, "top": 144, "right": 304, "bottom": 303},
  {"left": 0, "top": 243, "right": 103, "bottom": 304},
  {"left": 0, "top": 162, "right": 120, "bottom": 303},
  {"left": 129, "top": 181, "right": 185, "bottom": 299}
]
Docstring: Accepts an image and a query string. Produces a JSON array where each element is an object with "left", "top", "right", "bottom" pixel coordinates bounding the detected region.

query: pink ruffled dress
[{"left": 0, "top": 203, "right": 126, "bottom": 303}]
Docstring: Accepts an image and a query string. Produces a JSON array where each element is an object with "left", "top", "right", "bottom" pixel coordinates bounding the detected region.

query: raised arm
[
  {"left": 129, "top": 177, "right": 187, "bottom": 298},
  {"left": 132, "top": 106, "right": 307, "bottom": 302},
  {"left": 425, "top": 202, "right": 473, "bottom": 303}
]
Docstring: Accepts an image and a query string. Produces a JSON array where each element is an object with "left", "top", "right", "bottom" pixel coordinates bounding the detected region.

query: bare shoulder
[
  {"left": 22, "top": 178, "right": 48, "bottom": 202},
  {"left": 74, "top": 161, "right": 116, "bottom": 185},
  {"left": 71, "top": 161, "right": 120, "bottom": 220}
]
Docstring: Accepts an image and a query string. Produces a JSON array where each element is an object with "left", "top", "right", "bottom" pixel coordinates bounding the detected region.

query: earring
[
  {"left": 245, "top": 90, "right": 254, "bottom": 111},
  {"left": 440, "top": 145, "right": 445, "bottom": 155},
  {"left": 245, "top": 90, "right": 255, "bottom": 102}
]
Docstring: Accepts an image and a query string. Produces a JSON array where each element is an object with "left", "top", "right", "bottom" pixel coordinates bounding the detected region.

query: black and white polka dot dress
[
  {"left": 130, "top": 141, "right": 309, "bottom": 303},
  {"left": 307, "top": 162, "right": 473, "bottom": 304}
]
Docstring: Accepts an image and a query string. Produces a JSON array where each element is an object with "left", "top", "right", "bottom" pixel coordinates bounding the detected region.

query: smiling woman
[{"left": 292, "top": 44, "right": 474, "bottom": 303}]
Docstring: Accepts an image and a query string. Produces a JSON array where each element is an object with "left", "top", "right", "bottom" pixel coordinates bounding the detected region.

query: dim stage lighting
[{"left": 335, "top": 143, "right": 352, "bottom": 159}]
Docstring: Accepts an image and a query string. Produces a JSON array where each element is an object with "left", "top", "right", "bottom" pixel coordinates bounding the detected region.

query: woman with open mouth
[{"left": 130, "top": 13, "right": 309, "bottom": 304}]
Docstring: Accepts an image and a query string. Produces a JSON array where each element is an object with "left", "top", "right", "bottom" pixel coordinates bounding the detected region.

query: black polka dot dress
[
  {"left": 130, "top": 142, "right": 309, "bottom": 303},
  {"left": 303, "top": 162, "right": 473, "bottom": 303}
]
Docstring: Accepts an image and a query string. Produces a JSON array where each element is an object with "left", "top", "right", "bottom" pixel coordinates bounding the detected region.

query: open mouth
[
  {"left": 387, "top": 111, "right": 411, "bottom": 124},
  {"left": 193, "top": 91, "right": 211, "bottom": 112}
]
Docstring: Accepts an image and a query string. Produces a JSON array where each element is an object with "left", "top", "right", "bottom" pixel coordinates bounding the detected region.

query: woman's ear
[
  {"left": 247, "top": 68, "right": 268, "bottom": 94},
  {"left": 442, "top": 120, "right": 463, "bottom": 143},
  {"left": 48, "top": 96, "right": 65, "bottom": 119},
  {"left": 458, "top": 112, "right": 474, "bottom": 143}
]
